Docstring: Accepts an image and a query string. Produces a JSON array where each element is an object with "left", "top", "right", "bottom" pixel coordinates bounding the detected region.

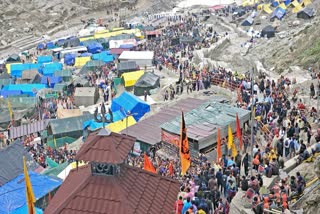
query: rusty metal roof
[
  {"left": 121, "top": 98, "right": 208, "bottom": 145},
  {"left": 9, "top": 120, "right": 49, "bottom": 139},
  {"left": 75, "top": 131, "right": 136, "bottom": 164},
  {"left": 45, "top": 164, "right": 180, "bottom": 214}
]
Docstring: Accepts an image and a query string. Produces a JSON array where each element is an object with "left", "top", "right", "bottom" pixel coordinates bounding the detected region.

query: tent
[
  {"left": 46, "top": 42, "right": 55, "bottom": 49},
  {"left": 83, "top": 110, "right": 127, "bottom": 131},
  {"left": 272, "top": 0, "right": 280, "bottom": 7},
  {"left": 0, "top": 171, "right": 61, "bottom": 213},
  {"left": 117, "top": 61, "right": 138, "bottom": 76},
  {"left": 74, "top": 56, "right": 91, "bottom": 68},
  {"left": 54, "top": 69, "right": 72, "bottom": 82},
  {"left": 121, "top": 70, "right": 145, "bottom": 87},
  {"left": 278, "top": 3, "right": 287, "bottom": 9},
  {"left": 111, "top": 91, "right": 150, "bottom": 121},
  {"left": 63, "top": 37, "right": 80, "bottom": 47},
  {"left": 37, "top": 43, "right": 45, "bottom": 50},
  {"left": 261, "top": 25, "right": 275, "bottom": 38},
  {"left": 3, "top": 84, "right": 46, "bottom": 96},
  {"left": 21, "top": 69, "right": 39, "bottom": 81},
  {"left": 87, "top": 42, "right": 104, "bottom": 54},
  {"left": 297, "top": 7, "right": 315, "bottom": 19},
  {"left": 10, "top": 63, "right": 42, "bottom": 78},
  {"left": 64, "top": 54, "right": 76, "bottom": 65},
  {"left": 0, "top": 90, "right": 22, "bottom": 98},
  {"left": 271, "top": 7, "right": 286, "bottom": 20},
  {"left": 106, "top": 115, "right": 136, "bottom": 133},
  {"left": 41, "top": 62, "right": 63, "bottom": 76},
  {"left": 302, "top": 0, "right": 312, "bottom": 7},
  {"left": 0, "top": 141, "right": 41, "bottom": 186},
  {"left": 263, "top": 4, "right": 273, "bottom": 14},
  {"left": 41, "top": 76, "right": 62, "bottom": 88},
  {"left": 73, "top": 87, "right": 99, "bottom": 107},
  {"left": 6, "top": 54, "right": 21, "bottom": 63},
  {"left": 241, "top": 16, "right": 254, "bottom": 26},
  {"left": 134, "top": 72, "right": 160, "bottom": 96},
  {"left": 37, "top": 55, "right": 52, "bottom": 64},
  {"left": 118, "top": 51, "right": 154, "bottom": 67},
  {"left": 91, "top": 51, "right": 114, "bottom": 63},
  {"left": 284, "top": 0, "right": 291, "bottom": 5},
  {"left": 79, "top": 60, "right": 106, "bottom": 74},
  {"left": 80, "top": 52, "right": 92, "bottom": 57}
]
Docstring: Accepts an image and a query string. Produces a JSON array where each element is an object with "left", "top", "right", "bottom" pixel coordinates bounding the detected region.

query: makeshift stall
[{"left": 73, "top": 87, "right": 99, "bottom": 107}]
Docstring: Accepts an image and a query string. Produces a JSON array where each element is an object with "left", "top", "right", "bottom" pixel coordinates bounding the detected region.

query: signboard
[{"left": 161, "top": 130, "right": 180, "bottom": 147}]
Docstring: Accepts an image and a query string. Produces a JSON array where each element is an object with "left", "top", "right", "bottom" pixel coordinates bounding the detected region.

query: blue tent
[
  {"left": 80, "top": 52, "right": 93, "bottom": 57},
  {"left": 46, "top": 42, "right": 55, "bottom": 49},
  {"left": 284, "top": 0, "right": 291, "bottom": 5},
  {"left": 10, "top": 63, "right": 42, "bottom": 78},
  {"left": 272, "top": 1, "right": 279, "bottom": 7},
  {"left": 41, "top": 62, "right": 63, "bottom": 76},
  {"left": 272, "top": 7, "right": 286, "bottom": 20},
  {"left": 119, "top": 44, "right": 134, "bottom": 49},
  {"left": 64, "top": 54, "right": 76, "bottom": 66},
  {"left": 87, "top": 42, "right": 104, "bottom": 54},
  {"left": 37, "top": 43, "right": 45, "bottom": 50},
  {"left": 241, "top": 16, "right": 254, "bottom": 26},
  {"left": 0, "top": 90, "right": 22, "bottom": 98},
  {"left": 83, "top": 110, "right": 126, "bottom": 131},
  {"left": 40, "top": 76, "right": 62, "bottom": 88},
  {"left": 0, "top": 171, "right": 61, "bottom": 214},
  {"left": 11, "top": 204, "right": 43, "bottom": 214},
  {"left": 111, "top": 91, "right": 150, "bottom": 121},
  {"left": 37, "top": 55, "right": 52, "bottom": 64},
  {"left": 92, "top": 51, "right": 114, "bottom": 63},
  {"left": 3, "top": 84, "right": 47, "bottom": 96}
]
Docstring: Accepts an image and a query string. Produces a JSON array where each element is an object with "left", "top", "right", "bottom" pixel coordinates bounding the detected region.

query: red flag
[
  {"left": 169, "top": 162, "right": 174, "bottom": 176},
  {"left": 217, "top": 128, "right": 222, "bottom": 163},
  {"left": 180, "top": 111, "right": 190, "bottom": 175},
  {"left": 144, "top": 153, "right": 156, "bottom": 173},
  {"left": 236, "top": 113, "right": 243, "bottom": 149}
]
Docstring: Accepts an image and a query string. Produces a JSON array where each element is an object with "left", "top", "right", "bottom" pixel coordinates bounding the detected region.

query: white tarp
[{"left": 109, "top": 39, "right": 137, "bottom": 49}]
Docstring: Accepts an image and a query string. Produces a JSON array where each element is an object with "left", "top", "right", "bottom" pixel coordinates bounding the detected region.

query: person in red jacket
[{"left": 174, "top": 196, "right": 184, "bottom": 214}]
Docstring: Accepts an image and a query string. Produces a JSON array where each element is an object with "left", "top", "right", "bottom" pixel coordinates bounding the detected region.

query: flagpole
[{"left": 250, "top": 67, "right": 255, "bottom": 176}]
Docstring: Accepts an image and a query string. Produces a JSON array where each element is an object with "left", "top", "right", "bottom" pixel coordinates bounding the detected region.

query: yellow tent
[
  {"left": 263, "top": 4, "right": 273, "bottom": 14},
  {"left": 79, "top": 36, "right": 94, "bottom": 42},
  {"left": 302, "top": 0, "right": 312, "bottom": 7},
  {"left": 257, "top": 3, "right": 264, "bottom": 10},
  {"left": 292, "top": 3, "right": 303, "bottom": 13},
  {"left": 121, "top": 70, "right": 145, "bottom": 87},
  {"left": 6, "top": 63, "right": 21, "bottom": 74},
  {"left": 106, "top": 116, "right": 136, "bottom": 133},
  {"left": 74, "top": 57, "right": 91, "bottom": 68},
  {"left": 279, "top": 3, "right": 287, "bottom": 10}
]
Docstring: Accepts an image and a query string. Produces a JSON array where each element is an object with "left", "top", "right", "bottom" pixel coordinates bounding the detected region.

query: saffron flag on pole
[
  {"left": 23, "top": 156, "right": 35, "bottom": 214},
  {"left": 53, "top": 137, "right": 57, "bottom": 148},
  {"left": 231, "top": 142, "right": 237, "bottom": 158},
  {"left": 180, "top": 111, "right": 190, "bottom": 176},
  {"left": 169, "top": 161, "right": 174, "bottom": 176},
  {"left": 217, "top": 128, "right": 222, "bottom": 163},
  {"left": 236, "top": 113, "right": 243, "bottom": 149},
  {"left": 7, "top": 100, "right": 13, "bottom": 121},
  {"left": 144, "top": 153, "right": 156, "bottom": 173},
  {"left": 228, "top": 125, "right": 233, "bottom": 150}
]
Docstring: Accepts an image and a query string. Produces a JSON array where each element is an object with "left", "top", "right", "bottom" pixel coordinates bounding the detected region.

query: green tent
[
  {"left": 7, "top": 97, "right": 37, "bottom": 108},
  {"left": 47, "top": 136, "right": 77, "bottom": 148},
  {"left": 45, "top": 157, "right": 59, "bottom": 168},
  {"left": 42, "top": 161, "right": 69, "bottom": 177},
  {"left": 53, "top": 70, "right": 72, "bottom": 82},
  {"left": 79, "top": 60, "right": 105, "bottom": 74}
]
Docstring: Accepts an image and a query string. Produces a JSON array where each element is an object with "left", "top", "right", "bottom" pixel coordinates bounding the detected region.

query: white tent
[{"left": 118, "top": 51, "right": 154, "bottom": 67}]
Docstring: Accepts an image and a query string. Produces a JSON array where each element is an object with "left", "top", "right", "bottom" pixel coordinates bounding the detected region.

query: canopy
[
  {"left": 134, "top": 72, "right": 160, "bottom": 96},
  {"left": 40, "top": 76, "right": 62, "bottom": 88},
  {"left": 41, "top": 62, "right": 63, "bottom": 76},
  {"left": 121, "top": 70, "right": 145, "bottom": 87},
  {"left": 37, "top": 55, "right": 52, "bottom": 64},
  {"left": 271, "top": 7, "right": 286, "bottom": 20},
  {"left": 10, "top": 63, "right": 42, "bottom": 78},
  {"left": 79, "top": 60, "right": 106, "bottom": 74},
  {"left": 0, "top": 90, "right": 22, "bottom": 98},
  {"left": 74, "top": 57, "right": 91, "bottom": 68},
  {"left": 3, "top": 84, "right": 46, "bottom": 96},
  {"left": 0, "top": 141, "right": 40, "bottom": 186},
  {"left": 111, "top": 91, "right": 150, "bottom": 121},
  {"left": 6, "top": 54, "right": 21, "bottom": 63},
  {"left": 0, "top": 171, "right": 61, "bottom": 213},
  {"left": 261, "top": 25, "right": 275, "bottom": 38},
  {"left": 87, "top": 42, "right": 104, "bottom": 54},
  {"left": 64, "top": 54, "right": 76, "bottom": 66},
  {"left": 91, "top": 51, "right": 114, "bottom": 63}
]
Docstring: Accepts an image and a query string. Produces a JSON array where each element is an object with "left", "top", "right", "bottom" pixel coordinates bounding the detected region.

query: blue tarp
[
  {"left": 87, "top": 42, "right": 104, "bottom": 54},
  {"left": 64, "top": 54, "right": 76, "bottom": 66},
  {"left": 83, "top": 110, "right": 126, "bottom": 131},
  {"left": 272, "top": 7, "right": 286, "bottom": 20},
  {"left": 10, "top": 63, "right": 42, "bottom": 78},
  {"left": 37, "top": 55, "right": 52, "bottom": 64},
  {"left": 11, "top": 205, "right": 43, "bottom": 214},
  {"left": 0, "top": 171, "right": 61, "bottom": 214},
  {"left": 46, "top": 42, "right": 55, "bottom": 49},
  {"left": 92, "top": 51, "right": 114, "bottom": 63},
  {"left": 0, "top": 90, "right": 22, "bottom": 98},
  {"left": 80, "top": 52, "right": 92, "bottom": 57},
  {"left": 272, "top": 1, "right": 279, "bottom": 7},
  {"left": 111, "top": 91, "right": 150, "bottom": 121},
  {"left": 3, "top": 84, "right": 47, "bottom": 96},
  {"left": 41, "top": 62, "right": 63, "bottom": 76},
  {"left": 37, "top": 43, "right": 45, "bottom": 50},
  {"left": 119, "top": 44, "right": 134, "bottom": 49},
  {"left": 284, "top": 0, "right": 291, "bottom": 5},
  {"left": 40, "top": 76, "right": 62, "bottom": 88}
]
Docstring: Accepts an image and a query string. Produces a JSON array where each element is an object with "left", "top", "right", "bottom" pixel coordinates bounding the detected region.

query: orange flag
[
  {"left": 23, "top": 156, "right": 35, "bottom": 214},
  {"left": 180, "top": 111, "right": 190, "bottom": 176},
  {"left": 169, "top": 162, "right": 174, "bottom": 176},
  {"left": 217, "top": 128, "right": 222, "bottom": 163},
  {"left": 144, "top": 153, "right": 156, "bottom": 173},
  {"left": 236, "top": 113, "right": 243, "bottom": 149}
]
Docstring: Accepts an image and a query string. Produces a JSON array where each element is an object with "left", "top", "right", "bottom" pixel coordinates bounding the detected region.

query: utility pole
[{"left": 250, "top": 67, "right": 255, "bottom": 175}]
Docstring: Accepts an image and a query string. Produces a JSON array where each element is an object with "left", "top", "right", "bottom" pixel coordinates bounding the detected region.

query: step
[{"left": 9, "top": 35, "right": 34, "bottom": 46}]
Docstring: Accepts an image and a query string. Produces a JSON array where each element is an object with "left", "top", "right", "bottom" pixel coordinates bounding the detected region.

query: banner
[
  {"left": 57, "top": 108, "right": 82, "bottom": 119},
  {"left": 161, "top": 130, "right": 180, "bottom": 147}
]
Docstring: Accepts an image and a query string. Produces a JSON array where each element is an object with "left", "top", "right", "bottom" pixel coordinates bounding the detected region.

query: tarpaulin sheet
[
  {"left": 46, "top": 157, "right": 59, "bottom": 168},
  {"left": 49, "top": 114, "right": 93, "bottom": 135},
  {"left": 121, "top": 70, "right": 144, "bottom": 87},
  {"left": 64, "top": 54, "right": 76, "bottom": 66},
  {"left": 87, "top": 42, "right": 104, "bottom": 54},
  {"left": 74, "top": 56, "right": 91, "bottom": 68},
  {"left": 37, "top": 55, "right": 52, "bottom": 64},
  {"left": 3, "top": 84, "right": 46, "bottom": 96},
  {"left": 10, "top": 63, "right": 42, "bottom": 78},
  {"left": 111, "top": 91, "right": 150, "bottom": 121},
  {"left": 92, "top": 51, "right": 114, "bottom": 63},
  {"left": 106, "top": 115, "right": 136, "bottom": 133},
  {"left": 11, "top": 204, "right": 43, "bottom": 214},
  {"left": 40, "top": 76, "right": 62, "bottom": 88},
  {"left": 82, "top": 110, "right": 126, "bottom": 131},
  {"left": 57, "top": 108, "right": 82, "bottom": 119},
  {"left": 42, "top": 161, "right": 68, "bottom": 177},
  {"left": 6, "top": 63, "right": 21, "bottom": 74},
  {"left": 0, "top": 90, "right": 22, "bottom": 98},
  {"left": 41, "top": 62, "right": 63, "bottom": 76},
  {"left": 0, "top": 171, "right": 61, "bottom": 213}
]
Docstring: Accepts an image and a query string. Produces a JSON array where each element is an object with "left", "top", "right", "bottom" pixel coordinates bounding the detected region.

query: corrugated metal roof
[
  {"left": 161, "top": 101, "right": 250, "bottom": 142},
  {"left": 45, "top": 164, "right": 180, "bottom": 214},
  {"left": 121, "top": 98, "right": 208, "bottom": 145},
  {"left": 75, "top": 131, "right": 136, "bottom": 164},
  {"left": 10, "top": 120, "right": 49, "bottom": 139}
]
